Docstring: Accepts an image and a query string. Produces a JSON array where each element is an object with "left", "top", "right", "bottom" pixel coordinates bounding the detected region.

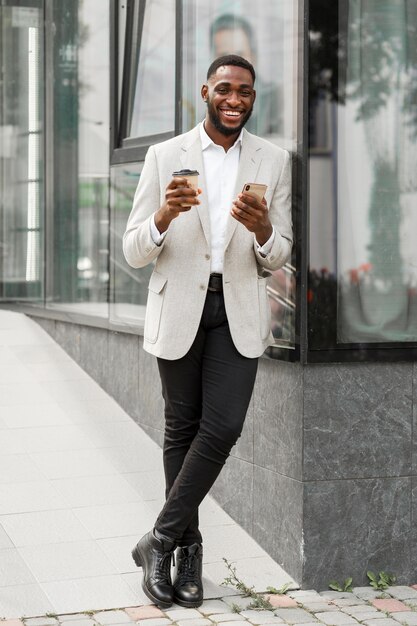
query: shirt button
[
  {"left": 200, "top": 284, "right": 205, "bottom": 290},
  {"left": 205, "top": 254, "right": 210, "bottom": 260}
]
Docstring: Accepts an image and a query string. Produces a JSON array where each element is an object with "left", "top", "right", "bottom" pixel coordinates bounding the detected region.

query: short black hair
[{"left": 206, "top": 54, "right": 256, "bottom": 84}]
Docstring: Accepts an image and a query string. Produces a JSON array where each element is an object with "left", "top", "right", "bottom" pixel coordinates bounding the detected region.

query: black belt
[{"left": 208, "top": 273, "right": 223, "bottom": 292}]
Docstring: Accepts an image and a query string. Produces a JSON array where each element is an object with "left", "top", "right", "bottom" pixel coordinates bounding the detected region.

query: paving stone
[
  {"left": 136, "top": 620, "right": 172, "bottom": 626},
  {"left": 176, "top": 620, "right": 212, "bottom": 626},
  {"left": 341, "top": 606, "right": 379, "bottom": 617},
  {"left": 312, "top": 612, "right": 358, "bottom": 625},
  {"left": 94, "top": 611, "right": 134, "bottom": 624},
  {"left": 319, "top": 593, "right": 356, "bottom": 601},
  {"left": 125, "top": 608, "right": 164, "bottom": 621},
  {"left": 289, "top": 592, "right": 322, "bottom": 600},
  {"left": 24, "top": 615, "right": 59, "bottom": 626},
  {"left": 331, "top": 600, "right": 363, "bottom": 608},
  {"left": 239, "top": 610, "right": 281, "bottom": 624},
  {"left": 3, "top": 621, "right": 24, "bottom": 626},
  {"left": 387, "top": 587, "right": 417, "bottom": 601},
  {"left": 404, "top": 601, "right": 417, "bottom": 609},
  {"left": 391, "top": 613, "right": 417, "bottom": 626},
  {"left": 362, "top": 617, "right": 404, "bottom": 626},
  {"left": 165, "top": 610, "right": 202, "bottom": 621},
  {"left": 274, "top": 608, "right": 318, "bottom": 623},
  {"left": 352, "top": 589, "right": 385, "bottom": 601},
  {"left": 198, "top": 601, "right": 233, "bottom": 615},
  {"left": 209, "top": 614, "right": 245, "bottom": 623},
  {"left": 54, "top": 620, "right": 95, "bottom": 626},
  {"left": 221, "top": 596, "right": 253, "bottom": 611},
  {"left": 266, "top": 595, "right": 298, "bottom": 609},
  {"left": 371, "top": 600, "right": 411, "bottom": 613},
  {"left": 59, "top": 618, "right": 93, "bottom": 623},
  {"left": 411, "top": 586, "right": 417, "bottom": 591},
  {"left": 212, "top": 622, "right": 248, "bottom": 626},
  {"left": 300, "top": 601, "right": 339, "bottom": 613},
  {"left": 347, "top": 613, "right": 387, "bottom": 622}
]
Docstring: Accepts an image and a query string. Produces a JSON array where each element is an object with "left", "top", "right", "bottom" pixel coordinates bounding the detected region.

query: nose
[{"left": 226, "top": 90, "right": 241, "bottom": 106}]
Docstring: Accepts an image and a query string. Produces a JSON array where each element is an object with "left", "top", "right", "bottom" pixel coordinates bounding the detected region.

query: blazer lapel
[
  {"left": 180, "top": 128, "right": 211, "bottom": 247},
  {"left": 223, "top": 130, "right": 263, "bottom": 251}
]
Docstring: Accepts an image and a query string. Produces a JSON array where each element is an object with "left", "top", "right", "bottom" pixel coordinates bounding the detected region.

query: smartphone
[{"left": 242, "top": 183, "right": 267, "bottom": 202}]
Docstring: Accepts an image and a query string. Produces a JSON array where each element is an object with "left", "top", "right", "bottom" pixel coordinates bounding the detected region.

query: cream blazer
[{"left": 123, "top": 125, "right": 292, "bottom": 360}]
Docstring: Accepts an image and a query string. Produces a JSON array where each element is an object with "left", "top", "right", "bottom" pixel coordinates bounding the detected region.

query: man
[{"left": 123, "top": 55, "right": 292, "bottom": 610}]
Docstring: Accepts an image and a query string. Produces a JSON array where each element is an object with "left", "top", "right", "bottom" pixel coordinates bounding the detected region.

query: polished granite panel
[
  {"left": 79, "top": 326, "right": 109, "bottom": 389},
  {"left": 232, "top": 392, "right": 254, "bottom": 465},
  {"left": 303, "top": 477, "right": 412, "bottom": 589},
  {"left": 252, "top": 466, "right": 303, "bottom": 585},
  {"left": 412, "top": 476, "right": 417, "bottom": 583},
  {"left": 253, "top": 359, "right": 303, "bottom": 481},
  {"left": 211, "top": 455, "right": 254, "bottom": 536},
  {"left": 413, "top": 364, "right": 417, "bottom": 474},
  {"left": 32, "top": 317, "right": 56, "bottom": 337},
  {"left": 137, "top": 341, "right": 165, "bottom": 432},
  {"left": 107, "top": 331, "right": 140, "bottom": 420},
  {"left": 54, "top": 321, "right": 81, "bottom": 363},
  {"left": 304, "top": 363, "right": 412, "bottom": 481}
]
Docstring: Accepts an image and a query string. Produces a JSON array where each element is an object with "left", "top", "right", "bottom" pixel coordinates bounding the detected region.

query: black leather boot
[
  {"left": 173, "top": 543, "right": 203, "bottom": 608},
  {"left": 132, "top": 529, "right": 176, "bottom": 609}
]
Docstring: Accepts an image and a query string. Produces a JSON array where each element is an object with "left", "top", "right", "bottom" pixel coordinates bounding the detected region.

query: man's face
[{"left": 201, "top": 65, "right": 256, "bottom": 137}]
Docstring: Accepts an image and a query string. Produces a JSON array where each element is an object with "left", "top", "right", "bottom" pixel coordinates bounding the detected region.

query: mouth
[{"left": 219, "top": 108, "right": 244, "bottom": 121}]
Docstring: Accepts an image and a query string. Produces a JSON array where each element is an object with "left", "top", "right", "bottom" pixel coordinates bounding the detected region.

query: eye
[
  {"left": 216, "top": 87, "right": 229, "bottom": 94},
  {"left": 240, "top": 90, "right": 252, "bottom": 97}
]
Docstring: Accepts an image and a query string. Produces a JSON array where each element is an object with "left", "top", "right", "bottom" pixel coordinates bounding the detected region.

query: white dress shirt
[{"left": 150, "top": 122, "right": 274, "bottom": 273}]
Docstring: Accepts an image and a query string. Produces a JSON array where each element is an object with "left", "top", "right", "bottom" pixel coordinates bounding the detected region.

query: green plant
[
  {"left": 221, "top": 558, "right": 274, "bottom": 610},
  {"left": 230, "top": 604, "right": 241, "bottom": 613},
  {"left": 367, "top": 571, "right": 396, "bottom": 591},
  {"left": 267, "top": 583, "right": 293, "bottom": 595},
  {"left": 45, "top": 614, "right": 58, "bottom": 619},
  {"left": 328, "top": 577, "right": 353, "bottom": 592}
]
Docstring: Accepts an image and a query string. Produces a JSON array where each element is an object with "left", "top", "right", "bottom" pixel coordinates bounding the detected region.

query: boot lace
[
  {"left": 154, "top": 550, "right": 173, "bottom": 583},
  {"left": 177, "top": 552, "right": 198, "bottom": 584}
]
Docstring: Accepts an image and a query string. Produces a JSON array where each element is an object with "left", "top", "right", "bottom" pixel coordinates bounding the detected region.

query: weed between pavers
[{"left": 221, "top": 557, "right": 293, "bottom": 611}]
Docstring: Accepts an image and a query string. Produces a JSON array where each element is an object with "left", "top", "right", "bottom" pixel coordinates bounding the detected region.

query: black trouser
[{"left": 154, "top": 290, "right": 258, "bottom": 546}]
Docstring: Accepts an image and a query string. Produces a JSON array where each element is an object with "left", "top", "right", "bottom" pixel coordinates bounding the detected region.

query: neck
[{"left": 203, "top": 117, "right": 240, "bottom": 152}]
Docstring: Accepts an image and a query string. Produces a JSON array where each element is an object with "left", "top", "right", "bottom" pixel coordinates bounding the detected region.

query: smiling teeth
[{"left": 223, "top": 110, "right": 241, "bottom": 117}]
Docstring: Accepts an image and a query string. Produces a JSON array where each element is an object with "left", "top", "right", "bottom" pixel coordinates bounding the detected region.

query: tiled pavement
[
  {"left": 2, "top": 309, "right": 417, "bottom": 626},
  {"left": 0, "top": 309, "right": 295, "bottom": 618},
  {"left": 3, "top": 587, "right": 417, "bottom": 626}
]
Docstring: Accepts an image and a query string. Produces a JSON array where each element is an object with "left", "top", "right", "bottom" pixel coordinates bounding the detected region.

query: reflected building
[{"left": 1, "top": 0, "right": 417, "bottom": 589}]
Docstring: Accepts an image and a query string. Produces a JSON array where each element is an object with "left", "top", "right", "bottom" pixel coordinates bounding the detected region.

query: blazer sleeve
[
  {"left": 123, "top": 145, "right": 165, "bottom": 269},
  {"left": 253, "top": 149, "right": 293, "bottom": 271}
]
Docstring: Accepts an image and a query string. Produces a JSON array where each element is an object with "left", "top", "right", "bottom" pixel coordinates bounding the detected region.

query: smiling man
[{"left": 123, "top": 55, "right": 292, "bottom": 610}]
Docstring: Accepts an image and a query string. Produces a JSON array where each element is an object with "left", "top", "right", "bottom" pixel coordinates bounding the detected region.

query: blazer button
[{"left": 200, "top": 284, "right": 205, "bottom": 290}]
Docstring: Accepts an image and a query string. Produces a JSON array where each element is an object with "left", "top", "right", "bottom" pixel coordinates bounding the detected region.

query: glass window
[
  {"left": 127, "top": 0, "right": 175, "bottom": 139},
  {"left": 109, "top": 163, "right": 153, "bottom": 327},
  {"left": 48, "top": 0, "right": 110, "bottom": 316},
  {"left": 0, "top": 2, "right": 44, "bottom": 301},
  {"left": 309, "top": 0, "right": 417, "bottom": 350},
  {"left": 181, "top": 1, "right": 299, "bottom": 352}
]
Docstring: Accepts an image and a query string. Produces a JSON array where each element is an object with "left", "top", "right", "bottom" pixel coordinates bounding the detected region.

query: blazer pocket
[
  {"left": 144, "top": 271, "right": 167, "bottom": 344},
  {"left": 258, "top": 276, "right": 272, "bottom": 341}
]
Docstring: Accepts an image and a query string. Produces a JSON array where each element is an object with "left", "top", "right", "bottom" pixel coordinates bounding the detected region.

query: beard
[{"left": 206, "top": 99, "right": 253, "bottom": 136}]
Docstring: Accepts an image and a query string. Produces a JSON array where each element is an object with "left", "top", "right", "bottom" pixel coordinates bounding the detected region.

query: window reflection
[
  {"left": 110, "top": 164, "right": 153, "bottom": 327},
  {"left": 128, "top": 0, "right": 175, "bottom": 139},
  {"left": 49, "top": 0, "right": 109, "bottom": 315},
  {"left": 309, "top": 0, "right": 417, "bottom": 347},
  {"left": 0, "top": 3, "right": 44, "bottom": 301}
]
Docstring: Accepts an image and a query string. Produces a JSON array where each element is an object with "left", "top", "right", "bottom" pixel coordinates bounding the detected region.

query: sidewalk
[
  {"left": 0, "top": 309, "right": 295, "bottom": 618},
  {"left": 2, "top": 310, "right": 417, "bottom": 626}
]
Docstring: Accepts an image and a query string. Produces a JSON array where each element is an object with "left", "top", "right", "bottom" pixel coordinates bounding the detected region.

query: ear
[{"left": 201, "top": 84, "right": 208, "bottom": 102}]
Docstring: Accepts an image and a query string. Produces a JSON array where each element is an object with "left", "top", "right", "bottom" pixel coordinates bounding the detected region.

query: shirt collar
[{"left": 199, "top": 121, "right": 243, "bottom": 151}]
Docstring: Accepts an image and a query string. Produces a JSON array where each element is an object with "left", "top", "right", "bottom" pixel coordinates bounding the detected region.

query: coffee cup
[{"left": 172, "top": 169, "right": 199, "bottom": 207}]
